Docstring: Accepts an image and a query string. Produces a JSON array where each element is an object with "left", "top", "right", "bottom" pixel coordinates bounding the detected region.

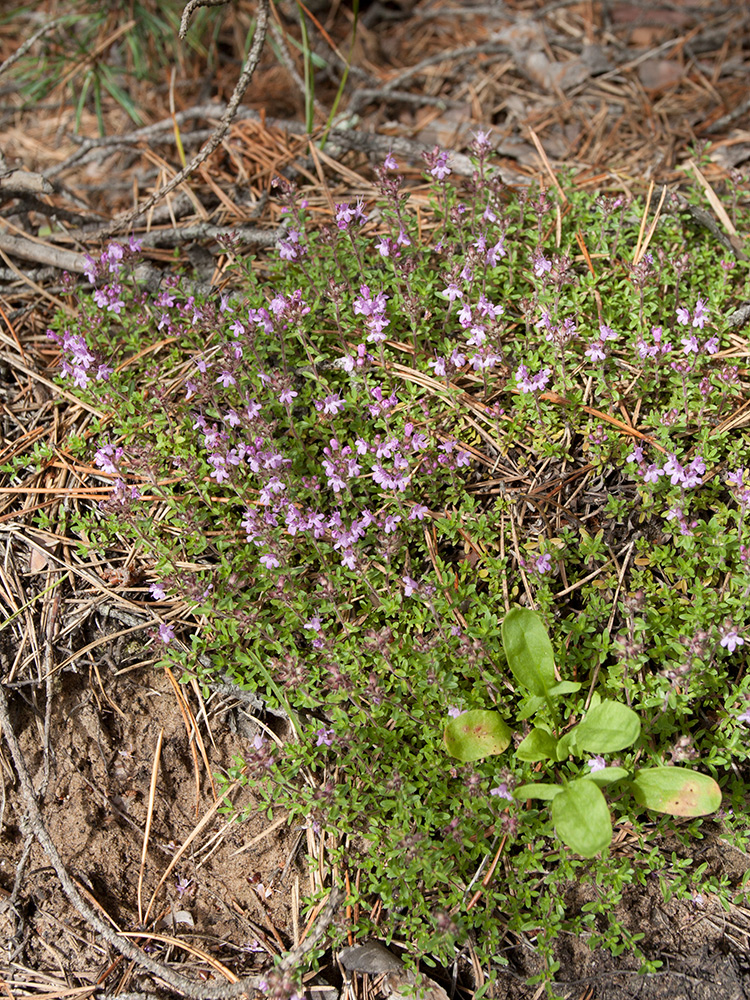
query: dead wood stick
[
  {"left": 0, "top": 233, "right": 86, "bottom": 273},
  {"left": 0, "top": 170, "right": 54, "bottom": 196},
  {"left": 99, "top": 0, "right": 270, "bottom": 238}
]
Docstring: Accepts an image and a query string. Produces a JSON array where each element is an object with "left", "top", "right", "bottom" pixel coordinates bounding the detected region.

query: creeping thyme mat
[{"left": 35, "top": 138, "right": 750, "bottom": 992}]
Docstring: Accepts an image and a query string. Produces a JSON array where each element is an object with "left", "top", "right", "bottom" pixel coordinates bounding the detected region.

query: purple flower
[
  {"left": 383, "top": 151, "right": 398, "bottom": 170},
  {"left": 533, "top": 253, "right": 552, "bottom": 277},
  {"left": 692, "top": 298, "right": 709, "bottom": 328},
  {"left": 587, "top": 755, "right": 606, "bottom": 773},
  {"left": 681, "top": 335, "right": 699, "bottom": 354},
  {"left": 515, "top": 364, "right": 552, "bottom": 393},
  {"left": 490, "top": 783, "right": 513, "bottom": 801},
  {"left": 642, "top": 463, "right": 664, "bottom": 484},
  {"left": 704, "top": 336, "right": 719, "bottom": 354},
  {"left": 175, "top": 876, "right": 193, "bottom": 897},
  {"left": 737, "top": 707, "right": 750, "bottom": 724},
  {"left": 720, "top": 631, "right": 745, "bottom": 653},
  {"left": 94, "top": 444, "right": 123, "bottom": 475},
  {"left": 279, "top": 388, "right": 298, "bottom": 406},
  {"left": 260, "top": 552, "right": 280, "bottom": 569},
  {"left": 585, "top": 341, "right": 607, "bottom": 362},
  {"left": 315, "top": 727, "right": 335, "bottom": 747},
  {"left": 319, "top": 393, "right": 346, "bottom": 415},
  {"left": 106, "top": 242, "right": 125, "bottom": 270},
  {"left": 149, "top": 581, "right": 167, "bottom": 601},
  {"left": 430, "top": 151, "right": 451, "bottom": 180},
  {"left": 83, "top": 254, "right": 98, "bottom": 282},
  {"left": 472, "top": 128, "right": 493, "bottom": 155},
  {"left": 159, "top": 623, "right": 175, "bottom": 643},
  {"left": 402, "top": 575, "right": 419, "bottom": 596},
  {"left": 534, "top": 553, "right": 552, "bottom": 573},
  {"left": 662, "top": 454, "right": 685, "bottom": 486},
  {"left": 442, "top": 281, "right": 463, "bottom": 302},
  {"left": 447, "top": 706, "right": 464, "bottom": 719}
]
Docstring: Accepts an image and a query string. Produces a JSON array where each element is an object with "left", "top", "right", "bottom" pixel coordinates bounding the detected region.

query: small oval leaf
[
  {"left": 444, "top": 710, "right": 512, "bottom": 762},
  {"left": 501, "top": 609, "right": 556, "bottom": 696},
  {"left": 631, "top": 767, "right": 722, "bottom": 817},
  {"left": 575, "top": 700, "right": 641, "bottom": 753},
  {"left": 514, "top": 783, "right": 563, "bottom": 801},
  {"left": 586, "top": 766, "right": 630, "bottom": 787},
  {"left": 547, "top": 681, "right": 582, "bottom": 696},
  {"left": 551, "top": 779, "right": 613, "bottom": 857},
  {"left": 516, "top": 727, "right": 558, "bottom": 762}
]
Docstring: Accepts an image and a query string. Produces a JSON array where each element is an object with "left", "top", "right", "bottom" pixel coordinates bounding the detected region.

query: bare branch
[
  {"left": 180, "top": 0, "right": 231, "bottom": 39},
  {"left": 102, "top": 0, "right": 270, "bottom": 238}
]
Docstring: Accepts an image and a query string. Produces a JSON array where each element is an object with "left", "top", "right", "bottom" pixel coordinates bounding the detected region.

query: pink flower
[
  {"left": 515, "top": 364, "right": 551, "bottom": 393},
  {"left": 159, "top": 623, "right": 175, "bottom": 643},
  {"left": 692, "top": 298, "right": 709, "bottom": 328},
  {"left": 490, "top": 783, "right": 513, "bottom": 800},
  {"left": 721, "top": 631, "right": 745, "bottom": 653}
]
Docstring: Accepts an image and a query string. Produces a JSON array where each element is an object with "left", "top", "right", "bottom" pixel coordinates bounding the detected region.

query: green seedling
[{"left": 445, "top": 609, "right": 722, "bottom": 857}]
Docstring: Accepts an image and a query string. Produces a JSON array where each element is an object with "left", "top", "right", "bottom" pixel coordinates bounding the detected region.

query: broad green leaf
[
  {"left": 516, "top": 727, "right": 558, "bottom": 762},
  {"left": 517, "top": 695, "right": 545, "bottom": 721},
  {"left": 586, "top": 766, "right": 629, "bottom": 787},
  {"left": 631, "top": 767, "right": 721, "bottom": 817},
  {"left": 514, "top": 783, "right": 563, "bottom": 801},
  {"left": 547, "top": 681, "right": 582, "bottom": 696},
  {"left": 501, "top": 608, "right": 555, "bottom": 696},
  {"left": 575, "top": 700, "right": 641, "bottom": 753},
  {"left": 443, "top": 710, "right": 512, "bottom": 762},
  {"left": 551, "top": 779, "right": 613, "bottom": 857},
  {"left": 556, "top": 729, "right": 578, "bottom": 760}
]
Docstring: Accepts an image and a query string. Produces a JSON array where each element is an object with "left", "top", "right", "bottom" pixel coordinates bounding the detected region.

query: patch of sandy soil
[{"left": 0, "top": 626, "right": 310, "bottom": 994}]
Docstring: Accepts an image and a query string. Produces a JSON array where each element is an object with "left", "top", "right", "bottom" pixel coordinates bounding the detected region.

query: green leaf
[
  {"left": 514, "top": 783, "right": 563, "bottom": 801},
  {"left": 575, "top": 700, "right": 641, "bottom": 753},
  {"left": 631, "top": 767, "right": 722, "bottom": 817},
  {"left": 516, "top": 727, "right": 558, "bottom": 762},
  {"left": 501, "top": 608, "right": 555, "bottom": 696},
  {"left": 517, "top": 695, "right": 545, "bottom": 721},
  {"left": 547, "top": 681, "right": 582, "bottom": 696},
  {"left": 551, "top": 779, "right": 613, "bottom": 857},
  {"left": 556, "top": 729, "right": 578, "bottom": 760},
  {"left": 586, "top": 766, "right": 629, "bottom": 787},
  {"left": 443, "top": 710, "right": 512, "bottom": 762}
]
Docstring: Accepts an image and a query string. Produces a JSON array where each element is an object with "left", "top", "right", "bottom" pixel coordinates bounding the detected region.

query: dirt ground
[{"left": 2, "top": 1, "right": 750, "bottom": 998}]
